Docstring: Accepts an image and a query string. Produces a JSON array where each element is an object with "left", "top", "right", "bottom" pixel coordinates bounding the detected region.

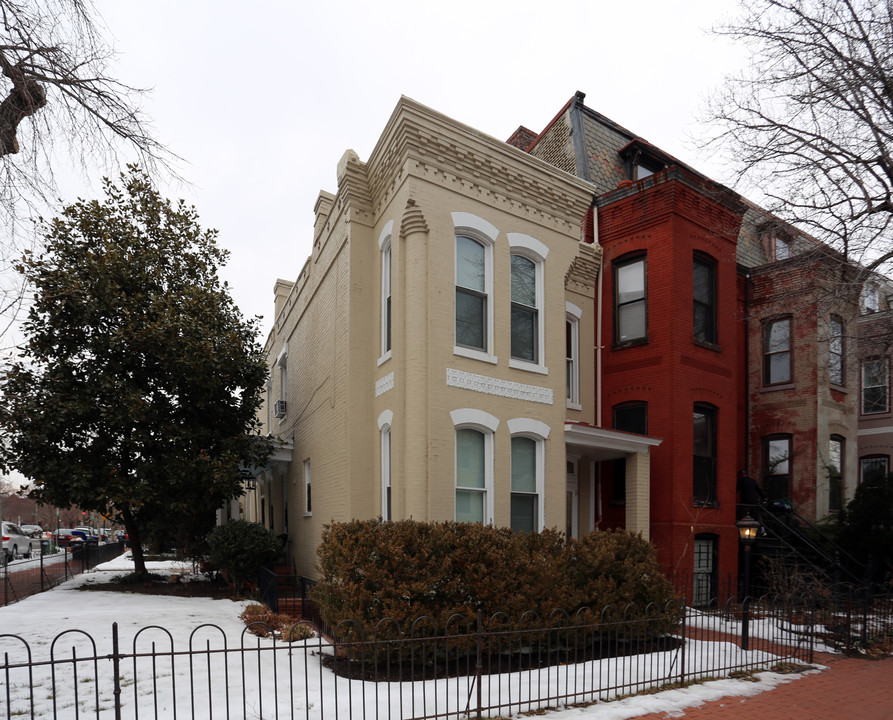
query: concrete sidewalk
[{"left": 633, "top": 652, "right": 893, "bottom": 719}]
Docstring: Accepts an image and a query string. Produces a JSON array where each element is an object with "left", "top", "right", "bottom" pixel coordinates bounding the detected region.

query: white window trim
[
  {"left": 508, "top": 234, "right": 548, "bottom": 374},
  {"left": 453, "top": 213, "right": 497, "bottom": 364},
  {"left": 566, "top": 302, "right": 582, "bottom": 410},
  {"left": 508, "top": 417, "right": 550, "bottom": 533},
  {"left": 450, "top": 408, "right": 498, "bottom": 524},
  {"left": 265, "top": 376, "right": 273, "bottom": 431},
  {"left": 378, "top": 409, "right": 394, "bottom": 521},
  {"left": 378, "top": 222, "right": 394, "bottom": 365},
  {"left": 862, "top": 358, "right": 890, "bottom": 414},
  {"left": 303, "top": 459, "right": 312, "bottom": 517}
]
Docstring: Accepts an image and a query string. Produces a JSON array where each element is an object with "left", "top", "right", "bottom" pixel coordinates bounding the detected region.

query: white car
[{"left": 2, "top": 521, "right": 34, "bottom": 560}]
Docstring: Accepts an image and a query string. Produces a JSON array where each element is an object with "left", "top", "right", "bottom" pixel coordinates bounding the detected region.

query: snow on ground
[{"left": 0, "top": 554, "right": 826, "bottom": 719}]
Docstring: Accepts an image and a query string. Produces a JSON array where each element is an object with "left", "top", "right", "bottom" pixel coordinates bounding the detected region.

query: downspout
[
  {"left": 595, "top": 204, "right": 603, "bottom": 428},
  {"left": 743, "top": 268, "right": 751, "bottom": 473}
]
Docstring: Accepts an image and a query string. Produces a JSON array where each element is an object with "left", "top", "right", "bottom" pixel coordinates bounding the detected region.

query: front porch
[{"left": 564, "top": 422, "right": 661, "bottom": 540}]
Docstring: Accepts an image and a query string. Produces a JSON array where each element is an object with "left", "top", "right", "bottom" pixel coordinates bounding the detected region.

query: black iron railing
[
  {"left": 0, "top": 594, "right": 839, "bottom": 720},
  {"left": 1, "top": 541, "right": 125, "bottom": 607}
]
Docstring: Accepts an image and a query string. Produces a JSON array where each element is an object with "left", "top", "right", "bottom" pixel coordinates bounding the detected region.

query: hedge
[{"left": 313, "top": 519, "right": 679, "bottom": 637}]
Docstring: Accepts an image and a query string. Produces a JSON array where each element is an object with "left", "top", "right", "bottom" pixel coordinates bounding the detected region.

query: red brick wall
[{"left": 597, "top": 174, "right": 744, "bottom": 583}]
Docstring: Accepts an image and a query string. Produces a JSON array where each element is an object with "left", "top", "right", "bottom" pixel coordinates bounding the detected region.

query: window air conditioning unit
[{"left": 274, "top": 400, "right": 287, "bottom": 418}]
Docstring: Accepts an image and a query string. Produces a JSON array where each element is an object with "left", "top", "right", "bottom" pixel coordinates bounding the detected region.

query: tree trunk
[{"left": 121, "top": 508, "right": 147, "bottom": 577}]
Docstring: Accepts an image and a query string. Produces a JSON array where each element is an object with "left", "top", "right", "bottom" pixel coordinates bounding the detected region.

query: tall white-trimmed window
[
  {"left": 862, "top": 283, "right": 879, "bottom": 313},
  {"left": 862, "top": 358, "right": 889, "bottom": 414},
  {"left": 379, "top": 222, "right": 393, "bottom": 363},
  {"left": 508, "top": 233, "right": 548, "bottom": 371},
  {"left": 511, "top": 255, "right": 538, "bottom": 361},
  {"left": 266, "top": 376, "right": 273, "bottom": 430},
  {"left": 566, "top": 302, "right": 582, "bottom": 409},
  {"left": 275, "top": 345, "right": 288, "bottom": 418},
  {"left": 764, "top": 317, "right": 792, "bottom": 386},
  {"left": 451, "top": 408, "right": 498, "bottom": 524},
  {"left": 378, "top": 410, "right": 393, "bottom": 521},
  {"left": 508, "top": 418, "right": 549, "bottom": 533},
  {"left": 456, "top": 236, "right": 489, "bottom": 352},
  {"left": 303, "top": 459, "right": 312, "bottom": 516},
  {"left": 452, "top": 213, "right": 497, "bottom": 363}
]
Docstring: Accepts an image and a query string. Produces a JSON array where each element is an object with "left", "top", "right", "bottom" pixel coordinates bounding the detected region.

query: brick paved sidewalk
[{"left": 633, "top": 652, "right": 893, "bottom": 719}]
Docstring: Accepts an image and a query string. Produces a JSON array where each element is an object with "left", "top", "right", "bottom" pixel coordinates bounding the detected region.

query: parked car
[
  {"left": 72, "top": 528, "right": 99, "bottom": 545},
  {"left": 2, "top": 521, "right": 34, "bottom": 560},
  {"left": 53, "top": 528, "right": 82, "bottom": 547},
  {"left": 20, "top": 524, "right": 43, "bottom": 538}
]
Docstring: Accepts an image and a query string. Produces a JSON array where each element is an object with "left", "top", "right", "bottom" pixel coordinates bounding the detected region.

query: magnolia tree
[{"left": 0, "top": 168, "right": 271, "bottom": 575}]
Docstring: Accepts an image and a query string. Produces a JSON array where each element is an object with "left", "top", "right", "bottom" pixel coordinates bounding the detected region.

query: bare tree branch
[
  {"left": 0, "top": 0, "right": 179, "bottom": 355},
  {"left": 704, "top": 0, "right": 893, "bottom": 276}
]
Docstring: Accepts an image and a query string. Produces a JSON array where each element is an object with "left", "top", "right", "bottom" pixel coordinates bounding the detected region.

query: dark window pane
[
  {"left": 511, "top": 255, "right": 536, "bottom": 307},
  {"left": 456, "top": 289, "right": 485, "bottom": 349},
  {"left": 768, "top": 352, "right": 791, "bottom": 384},
  {"left": 456, "top": 236, "right": 485, "bottom": 291},
  {"left": 614, "top": 403, "right": 647, "bottom": 435},
  {"left": 511, "top": 305, "right": 536, "bottom": 361},
  {"left": 511, "top": 494, "right": 537, "bottom": 533},
  {"left": 618, "top": 301, "right": 646, "bottom": 341}
]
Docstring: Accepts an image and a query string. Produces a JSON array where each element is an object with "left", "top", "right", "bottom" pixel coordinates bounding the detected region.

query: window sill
[
  {"left": 454, "top": 346, "right": 498, "bottom": 364},
  {"left": 566, "top": 401, "right": 583, "bottom": 412},
  {"left": 509, "top": 358, "right": 548, "bottom": 375},
  {"left": 760, "top": 383, "right": 795, "bottom": 393},
  {"left": 693, "top": 338, "right": 721, "bottom": 352},
  {"left": 377, "top": 350, "right": 392, "bottom": 367},
  {"left": 613, "top": 338, "right": 648, "bottom": 350},
  {"left": 829, "top": 383, "right": 846, "bottom": 393},
  {"left": 303, "top": 512, "right": 312, "bottom": 518},
  {"left": 693, "top": 500, "right": 720, "bottom": 509}
]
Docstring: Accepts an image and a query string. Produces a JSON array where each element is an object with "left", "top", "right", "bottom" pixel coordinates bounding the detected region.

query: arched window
[
  {"left": 451, "top": 409, "right": 498, "bottom": 524},
  {"left": 508, "top": 417, "right": 549, "bottom": 533}
]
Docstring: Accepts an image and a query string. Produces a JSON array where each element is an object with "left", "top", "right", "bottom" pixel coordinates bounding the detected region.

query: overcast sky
[{"left": 78, "top": 0, "right": 748, "bottom": 340}]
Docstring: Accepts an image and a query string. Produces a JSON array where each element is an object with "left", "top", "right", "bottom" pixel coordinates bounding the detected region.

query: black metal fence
[
  {"left": 672, "top": 570, "right": 893, "bottom": 654},
  {"left": 0, "top": 595, "right": 821, "bottom": 720},
  {"left": 1, "top": 542, "right": 125, "bottom": 607}
]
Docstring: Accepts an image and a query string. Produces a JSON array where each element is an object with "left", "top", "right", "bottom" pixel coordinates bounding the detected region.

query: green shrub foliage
[
  {"left": 314, "top": 519, "right": 678, "bottom": 636},
  {"left": 207, "top": 520, "right": 282, "bottom": 591}
]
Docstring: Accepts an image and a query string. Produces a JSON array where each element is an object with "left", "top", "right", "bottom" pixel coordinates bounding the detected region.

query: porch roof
[
  {"left": 244, "top": 436, "right": 294, "bottom": 476},
  {"left": 564, "top": 422, "right": 662, "bottom": 461}
]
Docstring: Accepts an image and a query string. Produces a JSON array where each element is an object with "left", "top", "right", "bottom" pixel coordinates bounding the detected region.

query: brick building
[
  {"left": 242, "top": 92, "right": 890, "bottom": 593},
  {"left": 516, "top": 91, "right": 886, "bottom": 593}
]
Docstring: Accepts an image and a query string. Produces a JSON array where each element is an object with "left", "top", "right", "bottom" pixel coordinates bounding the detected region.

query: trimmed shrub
[
  {"left": 313, "top": 519, "right": 678, "bottom": 638},
  {"left": 207, "top": 520, "right": 282, "bottom": 592}
]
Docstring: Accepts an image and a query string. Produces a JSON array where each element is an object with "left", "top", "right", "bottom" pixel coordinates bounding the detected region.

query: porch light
[
  {"left": 240, "top": 469, "right": 257, "bottom": 492},
  {"left": 736, "top": 513, "right": 760, "bottom": 651},
  {"left": 736, "top": 514, "right": 760, "bottom": 544}
]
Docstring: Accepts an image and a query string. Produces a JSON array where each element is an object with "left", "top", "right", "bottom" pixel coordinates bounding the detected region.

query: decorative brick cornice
[
  {"left": 566, "top": 243, "right": 600, "bottom": 295},
  {"left": 366, "top": 98, "right": 595, "bottom": 236}
]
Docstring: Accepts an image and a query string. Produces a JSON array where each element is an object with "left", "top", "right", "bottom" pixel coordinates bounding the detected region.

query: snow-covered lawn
[{"left": 0, "top": 555, "right": 825, "bottom": 720}]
